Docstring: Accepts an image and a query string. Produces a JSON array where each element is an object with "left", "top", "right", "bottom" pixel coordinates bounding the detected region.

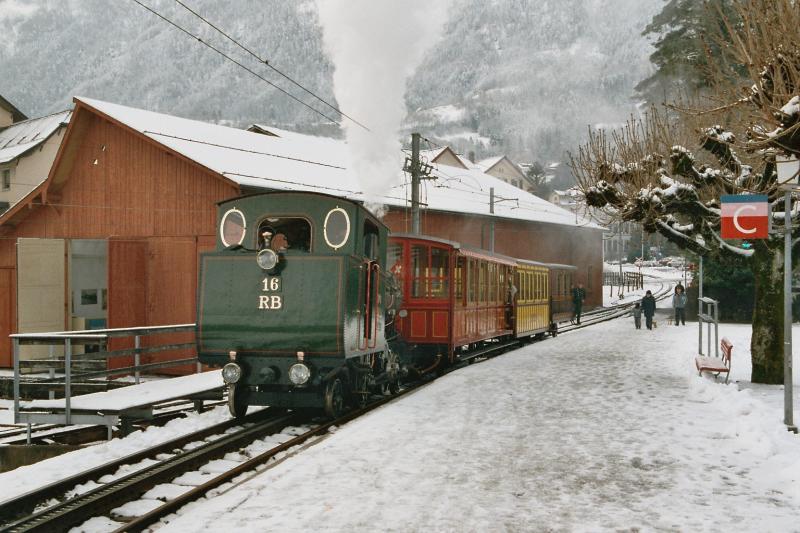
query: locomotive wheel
[
  {"left": 228, "top": 384, "right": 249, "bottom": 419},
  {"left": 354, "top": 375, "right": 369, "bottom": 407},
  {"left": 385, "top": 350, "right": 400, "bottom": 394},
  {"left": 324, "top": 377, "right": 346, "bottom": 418}
]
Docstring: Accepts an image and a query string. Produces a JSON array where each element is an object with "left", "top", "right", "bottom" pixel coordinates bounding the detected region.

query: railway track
[
  {"left": 0, "top": 278, "right": 678, "bottom": 532},
  {"left": 0, "top": 379, "right": 436, "bottom": 533},
  {"left": 0, "top": 407, "right": 283, "bottom": 530}
]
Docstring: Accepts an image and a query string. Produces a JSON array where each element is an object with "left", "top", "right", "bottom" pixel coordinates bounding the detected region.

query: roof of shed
[
  {"left": 70, "top": 97, "right": 600, "bottom": 230},
  {"left": 0, "top": 110, "right": 71, "bottom": 164}
]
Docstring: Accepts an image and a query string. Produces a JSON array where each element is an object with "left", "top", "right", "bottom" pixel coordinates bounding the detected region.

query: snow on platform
[
  {"left": 20, "top": 370, "right": 223, "bottom": 413},
  {"left": 157, "top": 319, "right": 800, "bottom": 532}
]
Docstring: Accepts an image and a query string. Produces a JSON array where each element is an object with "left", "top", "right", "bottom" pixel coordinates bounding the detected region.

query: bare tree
[{"left": 571, "top": 0, "right": 800, "bottom": 384}]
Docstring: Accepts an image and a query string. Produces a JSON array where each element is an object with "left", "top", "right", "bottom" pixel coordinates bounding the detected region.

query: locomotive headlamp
[
  {"left": 288, "top": 363, "right": 311, "bottom": 385},
  {"left": 256, "top": 248, "right": 279, "bottom": 271},
  {"left": 222, "top": 362, "right": 242, "bottom": 384}
]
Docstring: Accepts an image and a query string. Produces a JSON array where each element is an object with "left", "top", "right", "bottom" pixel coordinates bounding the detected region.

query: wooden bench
[{"left": 695, "top": 337, "right": 732, "bottom": 383}]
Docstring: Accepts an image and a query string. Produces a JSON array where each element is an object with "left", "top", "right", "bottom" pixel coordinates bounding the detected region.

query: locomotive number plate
[{"left": 259, "top": 276, "right": 283, "bottom": 310}]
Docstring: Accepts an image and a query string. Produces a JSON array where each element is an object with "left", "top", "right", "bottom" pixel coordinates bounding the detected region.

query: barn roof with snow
[{"left": 6, "top": 97, "right": 599, "bottom": 229}]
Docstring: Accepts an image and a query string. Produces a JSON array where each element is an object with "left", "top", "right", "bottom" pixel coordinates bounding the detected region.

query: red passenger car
[{"left": 388, "top": 234, "right": 515, "bottom": 371}]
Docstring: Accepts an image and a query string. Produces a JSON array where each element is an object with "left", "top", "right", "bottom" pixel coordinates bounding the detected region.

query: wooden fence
[{"left": 603, "top": 271, "right": 644, "bottom": 294}]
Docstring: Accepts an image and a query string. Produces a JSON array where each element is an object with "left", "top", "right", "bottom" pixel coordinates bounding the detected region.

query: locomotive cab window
[
  {"left": 363, "top": 220, "right": 380, "bottom": 260},
  {"left": 324, "top": 207, "right": 350, "bottom": 250},
  {"left": 220, "top": 208, "right": 246, "bottom": 248},
  {"left": 257, "top": 217, "right": 311, "bottom": 253}
]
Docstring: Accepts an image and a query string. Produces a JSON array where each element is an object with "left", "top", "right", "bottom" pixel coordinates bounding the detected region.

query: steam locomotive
[{"left": 196, "top": 191, "right": 576, "bottom": 418}]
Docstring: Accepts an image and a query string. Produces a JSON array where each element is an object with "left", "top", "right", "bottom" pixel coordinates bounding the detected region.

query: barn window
[
  {"left": 258, "top": 217, "right": 312, "bottom": 253},
  {"left": 1, "top": 168, "right": 10, "bottom": 191}
]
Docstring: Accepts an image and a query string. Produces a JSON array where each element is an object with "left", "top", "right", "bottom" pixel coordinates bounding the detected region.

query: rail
[{"left": 11, "top": 324, "right": 200, "bottom": 434}]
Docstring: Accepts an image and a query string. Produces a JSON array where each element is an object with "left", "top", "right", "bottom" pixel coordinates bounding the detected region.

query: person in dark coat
[
  {"left": 672, "top": 285, "right": 687, "bottom": 325},
  {"left": 641, "top": 290, "right": 657, "bottom": 330},
  {"left": 631, "top": 302, "right": 642, "bottom": 330},
  {"left": 571, "top": 283, "right": 586, "bottom": 324}
]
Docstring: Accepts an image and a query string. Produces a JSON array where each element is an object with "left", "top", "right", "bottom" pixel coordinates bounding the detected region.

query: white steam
[{"left": 316, "top": 0, "right": 450, "bottom": 211}]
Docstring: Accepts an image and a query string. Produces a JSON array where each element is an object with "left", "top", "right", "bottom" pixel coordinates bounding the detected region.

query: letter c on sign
[{"left": 733, "top": 205, "right": 757, "bottom": 234}]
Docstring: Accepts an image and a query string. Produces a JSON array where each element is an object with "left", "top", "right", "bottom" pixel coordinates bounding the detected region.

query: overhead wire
[
  {"left": 128, "top": 0, "right": 341, "bottom": 126},
  {"left": 143, "top": 130, "right": 346, "bottom": 169},
  {"left": 170, "top": 0, "right": 370, "bottom": 132},
  {"left": 104, "top": 3, "right": 581, "bottom": 227}
]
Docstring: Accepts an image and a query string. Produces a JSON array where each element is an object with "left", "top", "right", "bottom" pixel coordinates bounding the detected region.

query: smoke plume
[{"left": 316, "top": 0, "right": 450, "bottom": 211}]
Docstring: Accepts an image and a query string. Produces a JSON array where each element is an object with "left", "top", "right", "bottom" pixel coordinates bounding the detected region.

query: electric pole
[
  {"left": 411, "top": 133, "right": 421, "bottom": 234},
  {"left": 487, "top": 187, "right": 518, "bottom": 253},
  {"left": 489, "top": 187, "right": 495, "bottom": 252},
  {"left": 403, "top": 133, "right": 434, "bottom": 235}
]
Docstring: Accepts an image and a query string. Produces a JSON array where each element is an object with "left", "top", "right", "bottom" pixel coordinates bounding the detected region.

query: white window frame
[{"left": 1, "top": 167, "right": 11, "bottom": 191}]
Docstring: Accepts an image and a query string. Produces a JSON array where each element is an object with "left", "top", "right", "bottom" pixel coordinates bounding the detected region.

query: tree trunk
[{"left": 750, "top": 245, "right": 785, "bottom": 384}]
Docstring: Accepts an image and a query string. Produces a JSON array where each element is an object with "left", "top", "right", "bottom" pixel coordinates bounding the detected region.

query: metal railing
[
  {"left": 697, "top": 297, "right": 719, "bottom": 358},
  {"left": 11, "top": 324, "right": 198, "bottom": 426},
  {"left": 603, "top": 271, "right": 644, "bottom": 296}
]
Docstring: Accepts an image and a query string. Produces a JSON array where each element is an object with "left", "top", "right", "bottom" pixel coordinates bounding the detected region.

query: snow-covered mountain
[{"left": 0, "top": 0, "right": 659, "bottom": 163}]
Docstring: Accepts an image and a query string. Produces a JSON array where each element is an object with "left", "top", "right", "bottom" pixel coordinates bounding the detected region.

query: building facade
[{"left": 0, "top": 110, "right": 71, "bottom": 213}]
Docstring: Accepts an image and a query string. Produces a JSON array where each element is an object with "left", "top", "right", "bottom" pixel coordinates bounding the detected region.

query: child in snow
[{"left": 632, "top": 302, "right": 642, "bottom": 329}]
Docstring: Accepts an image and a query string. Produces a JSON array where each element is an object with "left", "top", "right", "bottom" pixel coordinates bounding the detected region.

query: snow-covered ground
[
  {"left": 3, "top": 277, "right": 799, "bottom": 531},
  {"left": 151, "top": 306, "right": 800, "bottom": 532},
  {"left": 602, "top": 265, "right": 685, "bottom": 307}
]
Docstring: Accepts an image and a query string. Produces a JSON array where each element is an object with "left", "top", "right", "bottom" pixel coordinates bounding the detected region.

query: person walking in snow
[
  {"left": 632, "top": 302, "right": 642, "bottom": 330},
  {"left": 571, "top": 283, "right": 586, "bottom": 325},
  {"left": 672, "top": 285, "right": 687, "bottom": 326},
  {"left": 641, "top": 290, "right": 656, "bottom": 330}
]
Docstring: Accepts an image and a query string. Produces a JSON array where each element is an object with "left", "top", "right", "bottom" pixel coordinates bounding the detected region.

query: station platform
[{"left": 17, "top": 370, "right": 224, "bottom": 437}]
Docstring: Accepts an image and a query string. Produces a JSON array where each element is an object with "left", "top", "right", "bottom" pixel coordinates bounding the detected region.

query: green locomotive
[{"left": 197, "top": 192, "right": 400, "bottom": 418}]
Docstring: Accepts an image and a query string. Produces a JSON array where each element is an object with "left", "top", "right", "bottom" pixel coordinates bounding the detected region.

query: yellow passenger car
[{"left": 514, "top": 260, "right": 551, "bottom": 338}]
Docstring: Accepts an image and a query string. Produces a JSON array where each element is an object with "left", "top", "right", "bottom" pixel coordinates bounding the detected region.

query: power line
[
  {"left": 128, "top": 0, "right": 341, "bottom": 126},
  {"left": 171, "top": 0, "right": 369, "bottom": 132},
  {"left": 143, "top": 130, "right": 346, "bottom": 170}
]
